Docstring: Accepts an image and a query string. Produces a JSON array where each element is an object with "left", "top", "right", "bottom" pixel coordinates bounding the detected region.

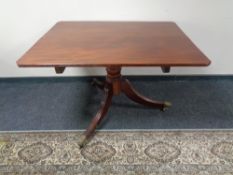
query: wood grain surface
[{"left": 17, "top": 21, "right": 211, "bottom": 67}]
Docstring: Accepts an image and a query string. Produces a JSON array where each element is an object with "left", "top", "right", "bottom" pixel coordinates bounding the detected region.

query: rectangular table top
[{"left": 17, "top": 21, "right": 210, "bottom": 67}]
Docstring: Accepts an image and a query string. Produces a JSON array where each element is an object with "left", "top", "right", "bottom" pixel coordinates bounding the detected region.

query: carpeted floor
[
  {"left": 0, "top": 76, "right": 233, "bottom": 131},
  {"left": 1, "top": 76, "right": 233, "bottom": 174},
  {"left": 1, "top": 130, "right": 233, "bottom": 174}
]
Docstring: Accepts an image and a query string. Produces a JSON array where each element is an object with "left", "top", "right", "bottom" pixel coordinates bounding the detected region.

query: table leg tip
[
  {"left": 161, "top": 101, "right": 172, "bottom": 111},
  {"left": 78, "top": 135, "right": 88, "bottom": 149}
]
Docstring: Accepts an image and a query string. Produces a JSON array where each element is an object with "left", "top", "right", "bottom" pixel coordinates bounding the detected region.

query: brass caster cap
[
  {"left": 161, "top": 101, "right": 172, "bottom": 112},
  {"left": 78, "top": 135, "right": 88, "bottom": 149},
  {"left": 164, "top": 101, "right": 172, "bottom": 107}
]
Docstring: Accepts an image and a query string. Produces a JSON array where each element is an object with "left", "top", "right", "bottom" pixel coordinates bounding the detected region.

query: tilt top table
[{"left": 17, "top": 22, "right": 211, "bottom": 147}]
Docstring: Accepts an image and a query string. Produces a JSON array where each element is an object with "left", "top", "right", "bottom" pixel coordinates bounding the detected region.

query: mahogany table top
[{"left": 17, "top": 22, "right": 210, "bottom": 67}]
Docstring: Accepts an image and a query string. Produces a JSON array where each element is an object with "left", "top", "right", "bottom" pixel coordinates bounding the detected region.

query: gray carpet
[{"left": 0, "top": 76, "right": 233, "bottom": 131}]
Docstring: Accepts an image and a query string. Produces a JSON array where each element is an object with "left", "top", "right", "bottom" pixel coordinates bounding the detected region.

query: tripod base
[{"left": 78, "top": 67, "right": 171, "bottom": 148}]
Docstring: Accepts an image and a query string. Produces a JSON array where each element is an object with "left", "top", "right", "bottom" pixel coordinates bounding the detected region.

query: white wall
[{"left": 0, "top": 0, "right": 233, "bottom": 77}]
